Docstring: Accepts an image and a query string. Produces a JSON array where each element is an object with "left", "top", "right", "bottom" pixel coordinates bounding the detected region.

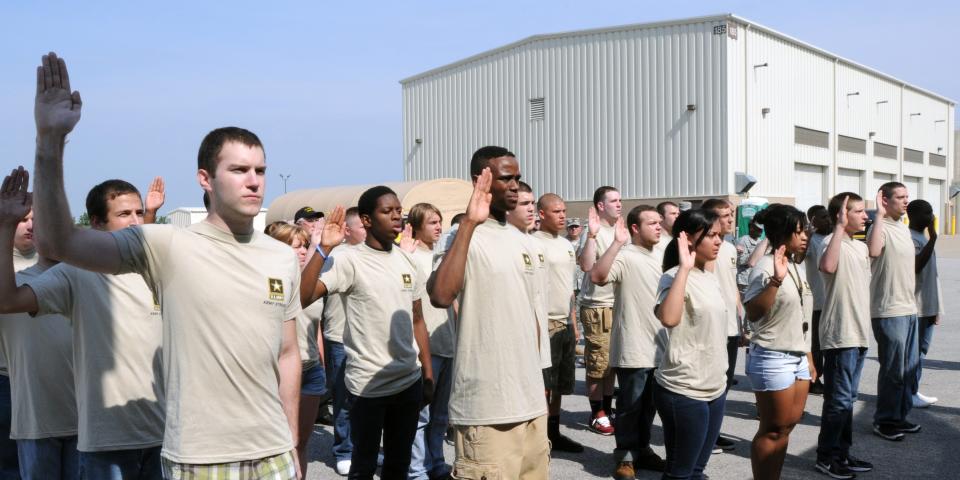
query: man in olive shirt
[{"left": 867, "top": 182, "right": 921, "bottom": 440}]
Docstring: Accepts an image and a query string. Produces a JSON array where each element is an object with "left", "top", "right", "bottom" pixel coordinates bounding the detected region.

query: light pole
[{"left": 278, "top": 173, "right": 292, "bottom": 193}]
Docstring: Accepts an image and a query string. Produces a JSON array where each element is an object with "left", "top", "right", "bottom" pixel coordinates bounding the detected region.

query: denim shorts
[
  {"left": 746, "top": 343, "right": 811, "bottom": 392},
  {"left": 301, "top": 363, "right": 327, "bottom": 397}
]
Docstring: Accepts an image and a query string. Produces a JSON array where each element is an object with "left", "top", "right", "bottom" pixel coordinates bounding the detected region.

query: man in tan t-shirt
[
  {"left": 866, "top": 182, "right": 921, "bottom": 440},
  {"left": 577, "top": 186, "right": 622, "bottom": 435},
  {"left": 655, "top": 201, "right": 679, "bottom": 252},
  {"left": 2, "top": 178, "right": 166, "bottom": 478},
  {"left": 31, "top": 54, "right": 302, "bottom": 479},
  {"left": 429, "top": 146, "right": 549, "bottom": 480}
]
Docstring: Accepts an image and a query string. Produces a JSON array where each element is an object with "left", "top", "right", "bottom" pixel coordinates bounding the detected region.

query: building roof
[{"left": 399, "top": 13, "right": 954, "bottom": 105}]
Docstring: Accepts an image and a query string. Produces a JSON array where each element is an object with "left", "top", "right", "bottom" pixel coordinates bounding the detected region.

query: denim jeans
[
  {"left": 871, "top": 315, "right": 919, "bottom": 426},
  {"left": 0, "top": 375, "right": 18, "bottom": 480},
  {"left": 917, "top": 316, "right": 936, "bottom": 386},
  {"left": 654, "top": 387, "right": 726, "bottom": 480},
  {"left": 78, "top": 447, "right": 161, "bottom": 480},
  {"left": 348, "top": 379, "right": 422, "bottom": 480},
  {"left": 613, "top": 368, "right": 657, "bottom": 463},
  {"left": 409, "top": 356, "right": 453, "bottom": 480},
  {"left": 725, "top": 336, "right": 739, "bottom": 391},
  {"left": 816, "top": 347, "right": 866, "bottom": 462},
  {"left": 325, "top": 340, "right": 352, "bottom": 462},
  {"left": 16, "top": 437, "right": 78, "bottom": 480}
]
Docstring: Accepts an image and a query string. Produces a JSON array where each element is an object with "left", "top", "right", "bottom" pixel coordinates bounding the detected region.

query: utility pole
[{"left": 278, "top": 173, "right": 292, "bottom": 193}]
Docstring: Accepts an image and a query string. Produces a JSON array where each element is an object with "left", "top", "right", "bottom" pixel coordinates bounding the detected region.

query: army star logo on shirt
[
  {"left": 401, "top": 273, "right": 413, "bottom": 289},
  {"left": 522, "top": 253, "right": 533, "bottom": 270},
  {"left": 538, "top": 253, "right": 545, "bottom": 264},
  {"left": 268, "top": 278, "right": 285, "bottom": 301}
]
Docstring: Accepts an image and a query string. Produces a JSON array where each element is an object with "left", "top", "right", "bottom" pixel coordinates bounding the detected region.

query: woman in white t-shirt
[
  {"left": 743, "top": 204, "right": 814, "bottom": 480},
  {"left": 654, "top": 209, "right": 729, "bottom": 479}
]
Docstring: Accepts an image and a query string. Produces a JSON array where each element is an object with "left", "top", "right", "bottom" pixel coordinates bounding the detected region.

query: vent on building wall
[
  {"left": 874, "top": 142, "right": 898, "bottom": 160},
  {"left": 930, "top": 153, "right": 946, "bottom": 167},
  {"left": 529, "top": 98, "right": 545, "bottom": 121},
  {"left": 795, "top": 126, "right": 829, "bottom": 149},
  {"left": 904, "top": 148, "right": 924, "bottom": 164},
  {"left": 838, "top": 135, "right": 867, "bottom": 154}
]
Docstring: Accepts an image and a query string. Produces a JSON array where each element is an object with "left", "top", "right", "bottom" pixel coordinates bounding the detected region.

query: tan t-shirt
[
  {"left": 449, "top": 220, "right": 547, "bottom": 425},
  {"left": 533, "top": 231, "right": 577, "bottom": 328},
  {"left": 26, "top": 264, "right": 164, "bottom": 452},
  {"left": 714, "top": 241, "right": 741, "bottom": 336},
  {"left": 13, "top": 248, "right": 38, "bottom": 273},
  {"left": 805, "top": 233, "right": 828, "bottom": 310},
  {"left": 320, "top": 244, "right": 424, "bottom": 398},
  {"left": 577, "top": 224, "right": 616, "bottom": 307},
  {"left": 869, "top": 218, "right": 918, "bottom": 318},
  {"left": 743, "top": 256, "right": 814, "bottom": 354},
  {"left": 819, "top": 234, "right": 872, "bottom": 349},
  {"left": 321, "top": 244, "right": 356, "bottom": 344},
  {"left": 655, "top": 232, "right": 673, "bottom": 253},
  {"left": 911, "top": 230, "right": 943, "bottom": 318},
  {"left": 655, "top": 267, "right": 728, "bottom": 401},
  {"left": 412, "top": 246, "right": 456, "bottom": 358},
  {"left": 0, "top": 265, "right": 77, "bottom": 439},
  {"left": 112, "top": 221, "right": 301, "bottom": 464},
  {"left": 298, "top": 299, "right": 324, "bottom": 369},
  {"left": 607, "top": 244, "right": 666, "bottom": 368},
  {"left": 517, "top": 230, "right": 552, "bottom": 369}
]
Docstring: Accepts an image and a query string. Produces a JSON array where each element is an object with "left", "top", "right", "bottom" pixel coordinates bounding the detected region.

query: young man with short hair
[
  {"left": 577, "top": 186, "right": 622, "bottom": 435},
  {"left": 508, "top": 182, "right": 551, "bottom": 375},
  {"left": 806, "top": 205, "right": 831, "bottom": 394},
  {"left": 906, "top": 199, "right": 941, "bottom": 409},
  {"left": 815, "top": 193, "right": 874, "bottom": 478},
  {"left": 533, "top": 193, "right": 583, "bottom": 454},
  {"left": 301, "top": 187, "right": 434, "bottom": 479},
  {"left": 31, "top": 53, "right": 302, "bottom": 478},
  {"left": 655, "top": 201, "right": 679, "bottom": 252},
  {"left": 429, "top": 146, "right": 549, "bottom": 479},
  {"left": 866, "top": 182, "right": 921, "bottom": 440},
  {"left": 590, "top": 205, "right": 667, "bottom": 479},
  {"left": 1, "top": 178, "right": 166, "bottom": 479},
  {"left": 735, "top": 217, "right": 763, "bottom": 294}
]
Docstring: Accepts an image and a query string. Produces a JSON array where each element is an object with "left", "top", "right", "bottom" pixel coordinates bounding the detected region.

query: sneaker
[
  {"left": 843, "top": 455, "right": 873, "bottom": 473},
  {"left": 872, "top": 424, "right": 905, "bottom": 441},
  {"left": 613, "top": 461, "right": 635, "bottom": 480},
  {"left": 893, "top": 421, "right": 921, "bottom": 433},
  {"left": 634, "top": 452, "right": 666, "bottom": 472},
  {"left": 815, "top": 459, "right": 857, "bottom": 479},
  {"left": 549, "top": 432, "right": 584, "bottom": 453},
  {"left": 715, "top": 435, "right": 736, "bottom": 451},
  {"left": 917, "top": 392, "right": 939, "bottom": 405},
  {"left": 335, "top": 460, "right": 351, "bottom": 476},
  {"left": 913, "top": 394, "right": 932, "bottom": 408},
  {"left": 590, "top": 410, "right": 614, "bottom": 435},
  {"left": 810, "top": 381, "right": 825, "bottom": 395}
]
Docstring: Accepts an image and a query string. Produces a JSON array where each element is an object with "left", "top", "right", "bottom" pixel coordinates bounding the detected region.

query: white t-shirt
[
  {"left": 714, "top": 241, "right": 741, "bottom": 336},
  {"left": 13, "top": 248, "right": 37, "bottom": 273},
  {"left": 868, "top": 218, "right": 918, "bottom": 318},
  {"left": 112, "top": 221, "right": 301, "bottom": 464},
  {"left": 533, "top": 231, "right": 577, "bottom": 327},
  {"left": 26, "top": 264, "right": 164, "bottom": 452},
  {"left": 320, "top": 244, "right": 424, "bottom": 397},
  {"left": 577, "top": 224, "right": 616, "bottom": 307},
  {"left": 608, "top": 244, "right": 666, "bottom": 368},
  {"left": 743, "top": 256, "right": 814, "bottom": 354},
  {"left": 805, "top": 233, "right": 828, "bottom": 310},
  {"left": 448, "top": 220, "right": 547, "bottom": 425},
  {"left": 818, "top": 234, "right": 872, "bottom": 349},
  {"left": 655, "top": 232, "right": 673, "bottom": 254},
  {"left": 911, "top": 230, "right": 943, "bottom": 318},
  {"left": 412, "top": 246, "right": 456, "bottom": 358}
]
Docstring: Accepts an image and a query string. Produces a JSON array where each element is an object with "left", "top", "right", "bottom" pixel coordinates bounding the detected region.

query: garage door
[
  {"left": 836, "top": 168, "right": 863, "bottom": 197},
  {"left": 927, "top": 179, "right": 944, "bottom": 233},
  {"left": 872, "top": 172, "right": 895, "bottom": 196},
  {"left": 794, "top": 163, "right": 825, "bottom": 212},
  {"left": 903, "top": 175, "right": 922, "bottom": 201}
]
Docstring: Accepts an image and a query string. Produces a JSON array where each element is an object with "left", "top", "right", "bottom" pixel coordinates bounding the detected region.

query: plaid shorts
[{"left": 161, "top": 451, "right": 296, "bottom": 480}]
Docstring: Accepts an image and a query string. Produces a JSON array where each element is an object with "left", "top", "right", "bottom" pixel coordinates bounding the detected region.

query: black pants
[
  {"left": 811, "top": 310, "right": 824, "bottom": 382},
  {"left": 348, "top": 378, "right": 423, "bottom": 479}
]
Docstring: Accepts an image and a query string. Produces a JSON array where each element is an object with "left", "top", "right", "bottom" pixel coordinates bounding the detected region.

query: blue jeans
[
  {"left": 409, "top": 356, "right": 453, "bottom": 480},
  {"left": 348, "top": 379, "right": 422, "bottom": 480},
  {"left": 654, "top": 387, "right": 726, "bottom": 480},
  {"left": 325, "top": 340, "right": 352, "bottom": 462},
  {"left": 614, "top": 368, "right": 657, "bottom": 463},
  {"left": 78, "top": 447, "right": 161, "bottom": 480},
  {"left": 871, "top": 315, "right": 919, "bottom": 426},
  {"left": 0, "top": 376, "right": 18, "bottom": 480},
  {"left": 816, "top": 347, "right": 866, "bottom": 462},
  {"left": 16, "top": 437, "right": 78, "bottom": 480},
  {"left": 917, "top": 316, "right": 936, "bottom": 386}
]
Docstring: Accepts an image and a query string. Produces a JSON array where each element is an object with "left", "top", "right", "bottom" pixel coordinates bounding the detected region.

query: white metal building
[
  {"left": 401, "top": 13, "right": 956, "bottom": 229},
  {"left": 165, "top": 207, "right": 269, "bottom": 232}
]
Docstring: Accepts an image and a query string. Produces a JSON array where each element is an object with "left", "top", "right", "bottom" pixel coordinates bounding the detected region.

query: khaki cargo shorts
[
  {"left": 452, "top": 415, "right": 550, "bottom": 480},
  {"left": 580, "top": 306, "right": 613, "bottom": 379}
]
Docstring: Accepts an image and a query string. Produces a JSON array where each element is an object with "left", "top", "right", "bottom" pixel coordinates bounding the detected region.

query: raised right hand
[
  {"left": 0, "top": 167, "right": 32, "bottom": 226},
  {"left": 875, "top": 190, "right": 887, "bottom": 218},
  {"left": 677, "top": 231, "right": 696, "bottom": 271},
  {"left": 319, "top": 206, "right": 346, "bottom": 250},
  {"left": 587, "top": 206, "right": 601, "bottom": 236},
  {"left": 613, "top": 216, "right": 629, "bottom": 245},
  {"left": 466, "top": 168, "right": 492, "bottom": 224},
  {"left": 35, "top": 52, "right": 82, "bottom": 137},
  {"left": 772, "top": 245, "right": 788, "bottom": 281}
]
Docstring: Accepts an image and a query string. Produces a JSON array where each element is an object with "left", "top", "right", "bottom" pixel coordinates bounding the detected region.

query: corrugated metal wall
[{"left": 402, "top": 19, "right": 729, "bottom": 202}]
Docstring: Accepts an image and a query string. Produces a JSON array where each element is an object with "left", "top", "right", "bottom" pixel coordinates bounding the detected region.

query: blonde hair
[
  {"left": 408, "top": 203, "right": 442, "bottom": 234},
  {"left": 268, "top": 223, "right": 310, "bottom": 247}
]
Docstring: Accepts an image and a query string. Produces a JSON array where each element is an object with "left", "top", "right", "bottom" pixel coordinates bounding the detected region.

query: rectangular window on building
[
  {"left": 874, "top": 142, "right": 898, "bottom": 160},
  {"left": 795, "top": 126, "right": 829, "bottom": 148},
  {"left": 904, "top": 148, "right": 924, "bottom": 163},
  {"left": 930, "top": 153, "right": 946, "bottom": 167},
  {"left": 529, "top": 98, "right": 545, "bottom": 121},
  {"left": 838, "top": 135, "right": 867, "bottom": 154}
]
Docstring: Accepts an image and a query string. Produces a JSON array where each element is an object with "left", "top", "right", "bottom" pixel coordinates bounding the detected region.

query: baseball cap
[
  {"left": 294, "top": 206, "right": 324, "bottom": 223},
  {"left": 566, "top": 218, "right": 582, "bottom": 228}
]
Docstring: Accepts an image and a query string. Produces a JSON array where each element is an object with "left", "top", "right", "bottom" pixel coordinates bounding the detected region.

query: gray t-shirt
[
  {"left": 911, "top": 230, "right": 943, "bottom": 318},
  {"left": 805, "top": 233, "right": 828, "bottom": 310}
]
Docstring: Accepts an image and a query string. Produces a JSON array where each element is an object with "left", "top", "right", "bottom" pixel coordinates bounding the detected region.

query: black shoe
[
  {"left": 893, "top": 421, "right": 921, "bottom": 433},
  {"left": 872, "top": 424, "right": 905, "bottom": 441},
  {"left": 810, "top": 381, "right": 825, "bottom": 395},
  {"left": 815, "top": 459, "right": 857, "bottom": 479},
  {"left": 549, "top": 432, "right": 584, "bottom": 453},
  {"left": 843, "top": 455, "right": 873, "bottom": 473},
  {"left": 315, "top": 404, "right": 333, "bottom": 426},
  {"left": 715, "top": 436, "right": 736, "bottom": 451},
  {"left": 634, "top": 452, "right": 666, "bottom": 472}
]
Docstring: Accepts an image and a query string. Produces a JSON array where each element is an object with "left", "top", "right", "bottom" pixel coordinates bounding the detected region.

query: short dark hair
[
  {"left": 470, "top": 146, "right": 515, "bottom": 177},
  {"left": 626, "top": 205, "right": 657, "bottom": 232},
  {"left": 662, "top": 208, "right": 719, "bottom": 272},
  {"left": 879, "top": 181, "right": 906, "bottom": 199},
  {"left": 592, "top": 186, "right": 618, "bottom": 208},
  {"left": 827, "top": 192, "right": 863, "bottom": 225},
  {"left": 518, "top": 181, "right": 533, "bottom": 194},
  {"left": 86, "top": 179, "right": 141, "bottom": 223},
  {"left": 357, "top": 186, "right": 397, "bottom": 218},
  {"left": 700, "top": 198, "right": 729, "bottom": 213},
  {"left": 197, "top": 127, "right": 264, "bottom": 177},
  {"left": 907, "top": 199, "right": 933, "bottom": 228},
  {"left": 537, "top": 193, "right": 563, "bottom": 211},
  {"left": 753, "top": 204, "right": 808, "bottom": 250},
  {"left": 202, "top": 192, "right": 210, "bottom": 210},
  {"left": 451, "top": 213, "right": 466, "bottom": 226},
  {"left": 656, "top": 201, "right": 678, "bottom": 217},
  {"left": 806, "top": 205, "right": 827, "bottom": 220}
]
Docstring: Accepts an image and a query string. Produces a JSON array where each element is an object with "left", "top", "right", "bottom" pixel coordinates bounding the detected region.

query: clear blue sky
[{"left": 1, "top": 1, "right": 956, "bottom": 216}]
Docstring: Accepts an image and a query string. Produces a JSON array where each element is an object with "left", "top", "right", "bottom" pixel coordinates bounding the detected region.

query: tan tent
[{"left": 266, "top": 178, "right": 472, "bottom": 229}]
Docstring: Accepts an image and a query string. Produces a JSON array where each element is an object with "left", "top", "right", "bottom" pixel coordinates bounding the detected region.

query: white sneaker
[
  {"left": 336, "top": 460, "right": 351, "bottom": 476},
  {"left": 917, "top": 392, "right": 939, "bottom": 405},
  {"left": 912, "top": 394, "right": 932, "bottom": 408}
]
